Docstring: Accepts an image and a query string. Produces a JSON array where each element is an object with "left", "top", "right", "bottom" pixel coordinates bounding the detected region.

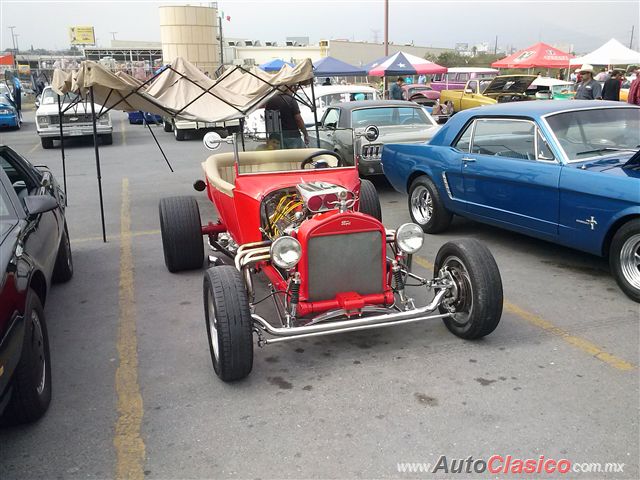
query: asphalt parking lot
[{"left": 0, "top": 110, "right": 638, "bottom": 479}]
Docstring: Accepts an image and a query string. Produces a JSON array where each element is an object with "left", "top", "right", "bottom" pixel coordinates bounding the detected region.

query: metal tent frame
[{"left": 54, "top": 61, "right": 319, "bottom": 243}]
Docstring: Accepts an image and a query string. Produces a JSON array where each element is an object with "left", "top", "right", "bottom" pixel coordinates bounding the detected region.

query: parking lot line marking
[
  {"left": 114, "top": 178, "right": 146, "bottom": 480},
  {"left": 414, "top": 255, "right": 635, "bottom": 372},
  {"left": 121, "top": 117, "right": 127, "bottom": 146},
  {"left": 28, "top": 142, "right": 40, "bottom": 154}
]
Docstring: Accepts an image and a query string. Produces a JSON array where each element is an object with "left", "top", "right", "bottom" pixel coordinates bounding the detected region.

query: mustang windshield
[{"left": 546, "top": 108, "right": 640, "bottom": 162}]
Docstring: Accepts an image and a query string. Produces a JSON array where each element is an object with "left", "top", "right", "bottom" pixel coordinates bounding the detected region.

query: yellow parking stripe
[
  {"left": 121, "top": 117, "right": 127, "bottom": 146},
  {"left": 414, "top": 255, "right": 635, "bottom": 371},
  {"left": 114, "top": 178, "right": 146, "bottom": 479},
  {"left": 28, "top": 142, "right": 40, "bottom": 154}
]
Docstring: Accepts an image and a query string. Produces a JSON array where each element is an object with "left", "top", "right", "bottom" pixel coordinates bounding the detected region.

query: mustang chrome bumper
[{"left": 251, "top": 288, "right": 450, "bottom": 344}]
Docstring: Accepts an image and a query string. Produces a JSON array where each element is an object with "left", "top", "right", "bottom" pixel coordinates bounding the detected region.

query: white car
[
  {"left": 163, "top": 117, "right": 241, "bottom": 141},
  {"left": 35, "top": 86, "right": 112, "bottom": 149},
  {"left": 244, "top": 84, "right": 379, "bottom": 138}
]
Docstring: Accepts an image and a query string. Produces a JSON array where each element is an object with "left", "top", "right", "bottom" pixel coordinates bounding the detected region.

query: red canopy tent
[
  {"left": 0, "top": 54, "right": 14, "bottom": 66},
  {"left": 491, "top": 42, "right": 573, "bottom": 69}
]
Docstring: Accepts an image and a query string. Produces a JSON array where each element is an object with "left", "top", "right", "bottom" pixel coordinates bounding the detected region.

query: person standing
[
  {"left": 602, "top": 70, "right": 622, "bottom": 101},
  {"left": 418, "top": 74, "right": 426, "bottom": 84},
  {"left": 628, "top": 69, "right": 640, "bottom": 105},
  {"left": 595, "top": 67, "right": 609, "bottom": 82},
  {"left": 574, "top": 65, "right": 602, "bottom": 100},
  {"left": 389, "top": 77, "right": 404, "bottom": 100},
  {"left": 264, "top": 88, "right": 309, "bottom": 149}
]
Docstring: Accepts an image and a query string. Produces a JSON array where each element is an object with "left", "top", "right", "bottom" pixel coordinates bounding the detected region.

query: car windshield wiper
[{"left": 575, "top": 147, "right": 636, "bottom": 156}]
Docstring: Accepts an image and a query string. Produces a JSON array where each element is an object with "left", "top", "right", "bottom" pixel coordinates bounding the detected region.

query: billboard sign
[{"left": 69, "top": 26, "right": 95, "bottom": 45}]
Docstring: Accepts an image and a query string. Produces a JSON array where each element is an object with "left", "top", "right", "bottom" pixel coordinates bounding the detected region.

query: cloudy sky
[{"left": 1, "top": 0, "right": 638, "bottom": 54}]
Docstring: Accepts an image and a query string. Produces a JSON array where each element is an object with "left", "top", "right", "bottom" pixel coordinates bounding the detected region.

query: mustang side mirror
[
  {"left": 203, "top": 131, "right": 234, "bottom": 151},
  {"left": 24, "top": 195, "right": 58, "bottom": 216}
]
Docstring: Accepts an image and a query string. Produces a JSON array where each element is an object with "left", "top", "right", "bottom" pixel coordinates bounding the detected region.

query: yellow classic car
[{"left": 440, "top": 75, "right": 537, "bottom": 114}]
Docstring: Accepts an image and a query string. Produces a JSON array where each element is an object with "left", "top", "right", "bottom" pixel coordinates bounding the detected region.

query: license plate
[{"left": 68, "top": 130, "right": 82, "bottom": 136}]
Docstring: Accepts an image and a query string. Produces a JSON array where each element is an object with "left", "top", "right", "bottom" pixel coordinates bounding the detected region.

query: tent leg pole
[
  {"left": 89, "top": 86, "right": 107, "bottom": 243},
  {"left": 57, "top": 95, "right": 68, "bottom": 206},
  {"left": 239, "top": 119, "right": 246, "bottom": 151},
  {"left": 310, "top": 79, "right": 320, "bottom": 148},
  {"left": 144, "top": 115, "right": 174, "bottom": 172}
]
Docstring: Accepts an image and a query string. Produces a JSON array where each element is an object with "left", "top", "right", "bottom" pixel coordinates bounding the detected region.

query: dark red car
[
  {"left": 0, "top": 146, "right": 73, "bottom": 425},
  {"left": 402, "top": 85, "right": 441, "bottom": 107}
]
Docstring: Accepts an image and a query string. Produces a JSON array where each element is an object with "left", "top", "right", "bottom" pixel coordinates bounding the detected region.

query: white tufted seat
[{"left": 202, "top": 148, "right": 339, "bottom": 197}]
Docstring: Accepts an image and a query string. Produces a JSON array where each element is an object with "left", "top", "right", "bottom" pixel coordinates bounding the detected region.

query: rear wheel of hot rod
[
  {"left": 204, "top": 266, "right": 254, "bottom": 381},
  {"left": 434, "top": 239, "right": 503, "bottom": 339},
  {"left": 159, "top": 196, "right": 204, "bottom": 272},
  {"left": 359, "top": 179, "right": 382, "bottom": 221}
]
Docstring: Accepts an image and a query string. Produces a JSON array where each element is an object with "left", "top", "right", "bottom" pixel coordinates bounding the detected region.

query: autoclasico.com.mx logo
[{"left": 396, "top": 455, "right": 626, "bottom": 475}]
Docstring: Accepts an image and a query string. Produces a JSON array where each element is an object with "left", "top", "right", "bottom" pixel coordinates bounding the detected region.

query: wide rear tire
[
  {"left": 159, "top": 196, "right": 204, "bottom": 272},
  {"left": 174, "top": 127, "right": 187, "bottom": 141},
  {"left": 434, "top": 239, "right": 503, "bottom": 339},
  {"left": 609, "top": 219, "right": 640, "bottom": 302},
  {"left": 0, "top": 290, "right": 52, "bottom": 426},
  {"left": 204, "top": 266, "right": 254, "bottom": 382},
  {"left": 359, "top": 179, "right": 382, "bottom": 221},
  {"left": 408, "top": 175, "right": 452, "bottom": 233}
]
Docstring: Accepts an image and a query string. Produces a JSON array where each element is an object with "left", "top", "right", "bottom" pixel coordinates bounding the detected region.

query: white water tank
[{"left": 159, "top": 5, "right": 219, "bottom": 72}]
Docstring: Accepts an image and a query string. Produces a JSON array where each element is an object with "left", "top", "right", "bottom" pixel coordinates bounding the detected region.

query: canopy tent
[
  {"left": 312, "top": 56, "right": 366, "bottom": 76},
  {"left": 50, "top": 56, "right": 317, "bottom": 242},
  {"left": 0, "top": 54, "right": 14, "bottom": 66},
  {"left": 259, "top": 58, "right": 294, "bottom": 72},
  {"left": 366, "top": 51, "right": 447, "bottom": 76},
  {"left": 570, "top": 38, "right": 640, "bottom": 66},
  {"left": 52, "top": 57, "right": 314, "bottom": 123},
  {"left": 491, "top": 42, "right": 573, "bottom": 69}
]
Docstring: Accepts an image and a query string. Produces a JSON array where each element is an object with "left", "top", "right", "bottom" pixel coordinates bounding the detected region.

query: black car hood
[{"left": 483, "top": 75, "right": 537, "bottom": 95}]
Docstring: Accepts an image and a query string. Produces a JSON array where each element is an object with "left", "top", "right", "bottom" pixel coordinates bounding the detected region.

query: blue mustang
[{"left": 381, "top": 100, "right": 640, "bottom": 302}]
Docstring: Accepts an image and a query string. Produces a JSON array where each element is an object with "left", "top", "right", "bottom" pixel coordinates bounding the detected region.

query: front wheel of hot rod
[
  {"left": 434, "top": 239, "right": 503, "bottom": 339},
  {"left": 159, "top": 196, "right": 204, "bottom": 272},
  {"left": 359, "top": 179, "right": 382, "bottom": 221},
  {"left": 204, "top": 266, "right": 254, "bottom": 381}
]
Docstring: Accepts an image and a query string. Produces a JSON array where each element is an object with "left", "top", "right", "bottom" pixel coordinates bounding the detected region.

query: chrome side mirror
[
  {"left": 364, "top": 125, "right": 379, "bottom": 142},
  {"left": 203, "top": 131, "right": 235, "bottom": 151}
]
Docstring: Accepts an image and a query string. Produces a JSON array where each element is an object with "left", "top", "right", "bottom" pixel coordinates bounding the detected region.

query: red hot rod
[{"left": 159, "top": 133, "right": 503, "bottom": 381}]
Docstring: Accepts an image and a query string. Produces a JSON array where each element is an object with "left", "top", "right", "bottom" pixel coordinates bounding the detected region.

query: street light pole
[
  {"left": 8, "top": 26, "right": 17, "bottom": 69},
  {"left": 383, "top": 0, "right": 389, "bottom": 56}
]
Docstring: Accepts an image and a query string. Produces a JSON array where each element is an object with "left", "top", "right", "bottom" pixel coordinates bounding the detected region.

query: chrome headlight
[
  {"left": 270, "top": 236, "right": 302, "bottom": 269},
  {"left": 396, "top": 223, "right": 424, "bottom": 254}
]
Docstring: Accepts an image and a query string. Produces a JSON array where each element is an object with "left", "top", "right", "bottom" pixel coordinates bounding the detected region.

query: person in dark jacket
[{"left": 602, "top": 70, "right": 622, "bottom": 101}]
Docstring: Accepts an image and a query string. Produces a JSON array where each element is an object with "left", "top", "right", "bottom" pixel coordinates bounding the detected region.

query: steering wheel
[{"left": 300, "top": 149, "right": 345, "bottom": 169}]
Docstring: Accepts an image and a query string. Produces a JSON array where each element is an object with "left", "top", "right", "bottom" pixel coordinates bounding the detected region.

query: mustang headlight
[
  {"left": 396, "top": 223, "right": 424, "bottom": 254},
  {"left": 270, "top": 236, "right": 302, "bottom": 269},
  {"left": 0, "top": 108, "right": 13, "bottom": 115}
]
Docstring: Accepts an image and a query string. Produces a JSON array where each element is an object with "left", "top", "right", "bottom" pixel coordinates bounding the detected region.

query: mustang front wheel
[
  {"left": 409, "top": 176, "right": 452, "bottom": 233},
  {"left": 159, "top": 196, "right": 204, "bottom": 272},
  {"left": 434, "top": 239, "right": 503, "bottom": 339},
  {"left": 610, "top": 219, "right": 640, "bottom": 302},
  {"left": 204, "top": 266, "right": 254, "bottom": 382}
]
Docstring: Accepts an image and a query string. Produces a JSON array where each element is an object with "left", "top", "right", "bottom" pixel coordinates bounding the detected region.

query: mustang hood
[
  {"left": 483, "top": 75, "right": 537, "bottom": 95},
  {"left": 578, "top": 151, "right": 640, "bottom": 178},
  {"left": 623, "top": 149, "right": 640, "bottom": 169}
]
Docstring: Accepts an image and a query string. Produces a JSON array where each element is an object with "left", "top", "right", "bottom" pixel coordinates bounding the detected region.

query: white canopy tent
[{"left": 570, "top": 38, "right": 640, "bottom": 66}]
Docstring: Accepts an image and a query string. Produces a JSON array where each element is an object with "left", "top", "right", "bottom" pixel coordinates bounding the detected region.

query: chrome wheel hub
[
  {"left": 411, "top": 185, "right": 433, "bottom": 225},
  {"left": 442, "top": 255, "right": 473, "bottom": 325},
  {"left": 620, "top": 233, "right": 640, "bottom": 290}
]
